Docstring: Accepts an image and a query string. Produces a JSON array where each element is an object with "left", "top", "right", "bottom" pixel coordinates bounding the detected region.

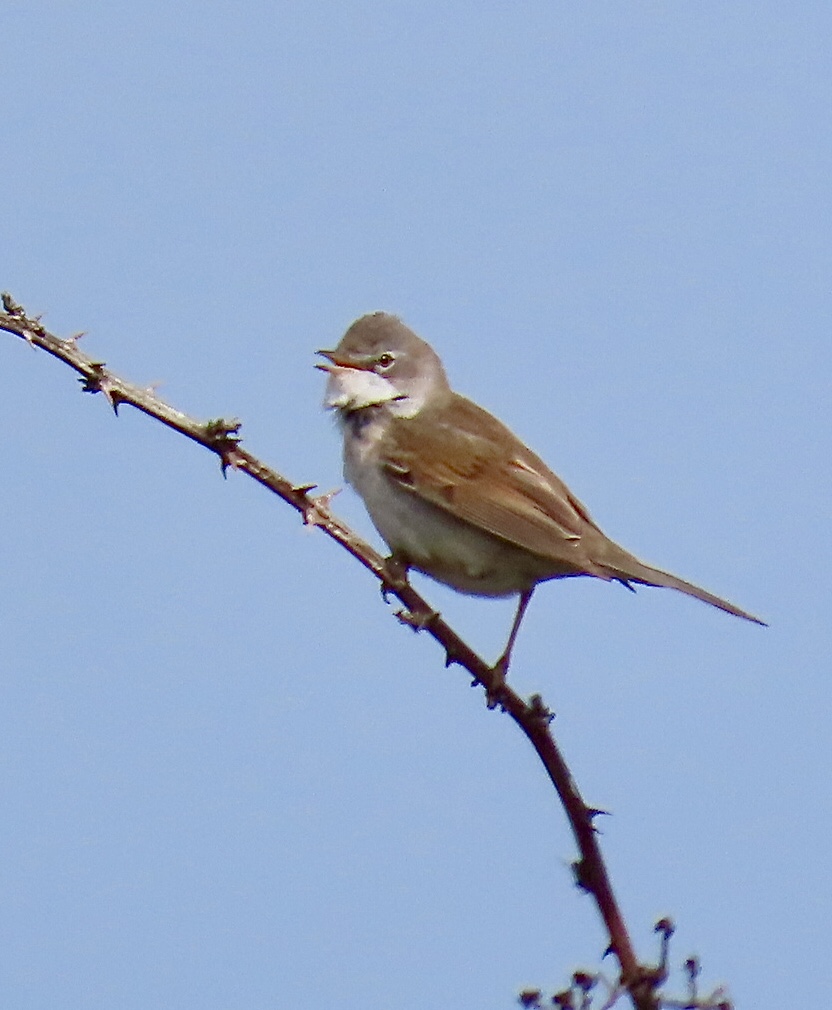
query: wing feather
[{"left": 380, "top": 394, "right": 601, "bottom": 565}]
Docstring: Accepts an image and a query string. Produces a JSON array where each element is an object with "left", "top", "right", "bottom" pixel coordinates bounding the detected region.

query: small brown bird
[{"left": 318, "top": 312, "right": 765, "bottom": 671}]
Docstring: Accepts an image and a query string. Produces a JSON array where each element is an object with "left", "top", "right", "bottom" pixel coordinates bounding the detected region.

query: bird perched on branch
[{"left": 318, "top": 312, "right": 764, "bottom": 675}]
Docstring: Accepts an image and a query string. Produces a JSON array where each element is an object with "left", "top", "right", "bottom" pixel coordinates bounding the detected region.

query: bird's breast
[{"left": 340, "top": 414, "right": 555, "bottom": 597}]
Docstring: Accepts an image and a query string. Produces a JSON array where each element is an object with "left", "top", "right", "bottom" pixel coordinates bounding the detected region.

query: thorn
[
  {"left": 444, "top": 647, "right": 463, "bottom": 668},
  {"left": 303, "top": 488, "right": 341, "bottom": 527},
  {"left": 219, "top": 448, "right": 246, "bottom": 475},
  {"left": 100, "top": 379, "right": 120, "bottom": 412},
  {"left": 204, "top": 418, "right": 243, "bottom": 475},
  {"left": 586, "top": 808, "right": 610, "bottom": 836},
  {"left": 68, "top": 331, "right": 87, "bottom": 343},
  {"left": 291, "top": 483, "right": 317, "bottom": 495},
  {"left": 79, "top": 364, "right": 121, "bottom": 412},
  {"left": 572, "top": 857, "right": 593, "bottom": 893}
]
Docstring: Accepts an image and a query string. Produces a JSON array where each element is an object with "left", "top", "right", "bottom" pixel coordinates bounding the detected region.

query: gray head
[{"left": 317, "top": 312, "right": 450, "bottom": 416}]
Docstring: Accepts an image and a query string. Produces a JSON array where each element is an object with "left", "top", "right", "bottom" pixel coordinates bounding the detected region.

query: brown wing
[
  {"left": 378, "top": 395, "right": 768, "bottom": 625},
  {"left": 380, "top": 394, "right": 603, "bottom": 565}
]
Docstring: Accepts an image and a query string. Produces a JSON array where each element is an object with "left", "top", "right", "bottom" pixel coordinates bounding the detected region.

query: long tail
[{"left": 604, "top": 552, "right": 767, "bottom": 626}]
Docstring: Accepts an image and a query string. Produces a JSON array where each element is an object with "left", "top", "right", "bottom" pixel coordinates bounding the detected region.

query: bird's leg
[
  {"left": 487, "top": 589, "right": 534, "bottom": 705},
  {"left": 495, "top": 589, "right": 534, "bottom": 674}
]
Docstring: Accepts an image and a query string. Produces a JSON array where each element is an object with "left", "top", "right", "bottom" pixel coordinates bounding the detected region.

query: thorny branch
[{"left": 1, "top": 293, "right": 720, "bottom": 1010}]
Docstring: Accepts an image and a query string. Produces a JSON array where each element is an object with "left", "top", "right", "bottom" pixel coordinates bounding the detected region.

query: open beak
[
  {"left": 315, "top": 351, "right": 345, "bottom": 375},
  {"left": 317, "top": 349, "right": 400, "bottom": 410},
  {"left": 314, "top": 349, "right": 336, "bottom": 372},
  {"left": 315, "top": 349, "right": 372, "bottom": 372}
]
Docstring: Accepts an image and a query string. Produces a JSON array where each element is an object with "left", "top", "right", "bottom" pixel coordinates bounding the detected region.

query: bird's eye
[{"left": 377, "top": 352, "right": 395, "bottom": 370}]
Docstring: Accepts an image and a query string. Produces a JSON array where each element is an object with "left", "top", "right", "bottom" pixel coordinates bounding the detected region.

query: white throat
[{"left": 323, "top": 366, "right": 425, "bottom": 418}]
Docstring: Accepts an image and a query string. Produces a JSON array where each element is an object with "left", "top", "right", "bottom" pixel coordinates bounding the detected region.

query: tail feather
[{"left": 608, "top": 556, "right": 767, "bottom": 626}]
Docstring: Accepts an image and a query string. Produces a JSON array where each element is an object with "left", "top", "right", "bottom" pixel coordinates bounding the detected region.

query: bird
[{"left": 316, "top": 312, "right": 765, "bottom": 675}]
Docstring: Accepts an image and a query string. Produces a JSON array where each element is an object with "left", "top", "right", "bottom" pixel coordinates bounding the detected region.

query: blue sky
[{"left": 1, "top": 3, "right": 828, "bottom": 1008}]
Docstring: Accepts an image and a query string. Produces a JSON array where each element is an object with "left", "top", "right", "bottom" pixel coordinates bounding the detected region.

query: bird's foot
[
  {"left": 381, "top": 555, "right": 411, "bottom": 601},
  {"left": 483, "top": 655, "right": 510, "bottom": 709}
]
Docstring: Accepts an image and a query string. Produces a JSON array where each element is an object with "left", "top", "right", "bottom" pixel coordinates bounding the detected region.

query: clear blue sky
[{"left": 1, "top": 3, "right": 828, "bottom": 1008}]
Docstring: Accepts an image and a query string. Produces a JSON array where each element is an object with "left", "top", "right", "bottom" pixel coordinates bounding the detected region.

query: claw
[
  {"left": 381, "top": 554, "right": 411, "bottom": 601},
  {"left": 484, "top": 661, "right": 508, "bottom": 709}
]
